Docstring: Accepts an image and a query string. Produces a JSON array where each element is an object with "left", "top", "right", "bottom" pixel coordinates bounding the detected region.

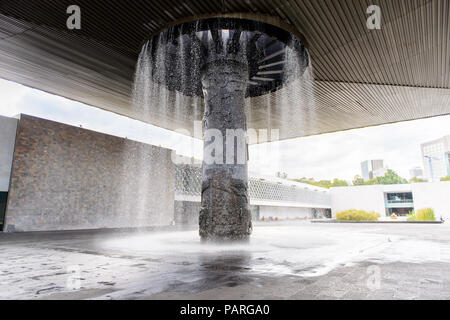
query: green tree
[
  {"left": 441, "top": 175, "right": 450, "bottom": 181},
  {"left": 294, "top": 170, "right": 408, "bottom": 187},
  {"left": 350, "top": 170, "right": 408, "bottom": 186},
  {"left": 363, "top": 178, "right": 378, "bottom": 185},
  {"left": 330, "top": 178, "right": 349, "bottom": 187},
  {"left": 410, "top": 177, "right": 426, "bottom": 183},
  {"left": 374, "top": 169, "right": 408, "bottom": 185},
  {"left": 316, "top": 180, "right": 332, "bottom": 188},
  {"left": 290, "top": 177, "right": 348, "bottom": 189},
  {"left": 352, "top": 175, "right": 365, "bottom": 186}
]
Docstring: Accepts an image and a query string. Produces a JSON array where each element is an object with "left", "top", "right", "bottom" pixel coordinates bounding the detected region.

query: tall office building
[
  {"left": 361, "top": 160, "right": 386, "bottom": 181},
  {"left": 421, "top": 136, "right": 450, "bottom": 181}
]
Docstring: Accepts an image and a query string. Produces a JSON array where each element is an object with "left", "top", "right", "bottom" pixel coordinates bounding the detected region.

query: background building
[
  {"left": 175, "top": 162, "right": 331, "bottom": 225},
  {"left": 409, "top": 167, "right": 424, "bottom": 180},
  {"left": 421, "top": 135, "right": 450, "bottom": 181},
  {"left": 361, "top": 160, "right": 387, "bottom": 181},
  {"left": 331, "top": 182, "right": 450, "bottom": 219}
]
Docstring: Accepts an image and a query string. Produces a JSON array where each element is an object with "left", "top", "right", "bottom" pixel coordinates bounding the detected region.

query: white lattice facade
[{"left": 175, "top": 164, "right": 331, "bottom": 209}]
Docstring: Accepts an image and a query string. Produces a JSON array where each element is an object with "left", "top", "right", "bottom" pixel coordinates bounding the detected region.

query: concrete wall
[
  {"left": 259, "top": 206, "right": 313, "bottom": 220},
  {"left": 4, "top": 114, "right": 175, "bottom": 232},
  {"left": 331, "top": 185, "right": 387, "bottom": 217},
  {"left": 412, "top": 182, "right": 450, "bottom": 220},
  {"left": 0, "top": 115, "right": 18, "bottom": 192}
]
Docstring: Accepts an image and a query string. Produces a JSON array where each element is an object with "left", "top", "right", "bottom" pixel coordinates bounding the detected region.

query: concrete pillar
[{"left": 199, "top": 59, "right": 252, "bottom": 241}]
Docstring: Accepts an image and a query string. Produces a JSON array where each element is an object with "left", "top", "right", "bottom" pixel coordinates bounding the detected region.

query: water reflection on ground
[{"left": 1, "top": 221, "right": 450, "bottom": 299}]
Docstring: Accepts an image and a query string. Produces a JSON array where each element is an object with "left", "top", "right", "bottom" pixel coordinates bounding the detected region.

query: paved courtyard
[{"left": 1, "top": 221, "right": 449, "bottom": 299}]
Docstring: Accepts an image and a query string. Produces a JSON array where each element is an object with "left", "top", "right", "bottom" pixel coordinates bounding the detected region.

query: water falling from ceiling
[
  {"left": 126, "top": 17, "right": 315, "bottom": 227},
  {"left": 132, "top": 17, "right": 315, "bottom": 141}
]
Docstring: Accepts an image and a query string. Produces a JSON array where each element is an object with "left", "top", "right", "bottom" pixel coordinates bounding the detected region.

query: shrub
[
  {"left": 414, "top": 208, "right": 436, "bottom": 221},
  {"left": 407, "top": 210, "right": 416, "bottom": 221},
  {"left": 336, "top": 209, "right": 381, "bottom": 221}
]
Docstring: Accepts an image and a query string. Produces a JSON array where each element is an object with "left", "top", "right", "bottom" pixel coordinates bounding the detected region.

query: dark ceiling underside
[{"left": 0, "top": 0, "right": 449, "bottom": 142}]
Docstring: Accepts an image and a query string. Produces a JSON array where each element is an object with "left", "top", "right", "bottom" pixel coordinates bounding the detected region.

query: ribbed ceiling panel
[{"left": 0, "top": 0, "right": 449, "bottom": 142}]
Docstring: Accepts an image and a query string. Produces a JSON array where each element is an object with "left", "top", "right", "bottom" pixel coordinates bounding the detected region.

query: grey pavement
[{"left": 0, "top": 221, "right": 449, "bottom": 299}]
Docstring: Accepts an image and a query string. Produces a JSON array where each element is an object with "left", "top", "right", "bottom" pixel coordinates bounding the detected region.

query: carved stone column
[{"left": 199, "top": 59, "right": 252, "bottom": 241}]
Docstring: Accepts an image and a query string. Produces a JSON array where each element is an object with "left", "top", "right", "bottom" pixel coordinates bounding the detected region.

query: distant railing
[{"left": 387, "top": 199, "right": 414, "bottom": 204}]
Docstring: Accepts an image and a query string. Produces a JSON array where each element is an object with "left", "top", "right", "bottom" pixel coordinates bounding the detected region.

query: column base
[{"left": 199, "top": 208, "right": 252, "bottom": 242}]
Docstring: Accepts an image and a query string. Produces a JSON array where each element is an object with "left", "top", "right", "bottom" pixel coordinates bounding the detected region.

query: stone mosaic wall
[{"left": 4, "top": 114, "right": 175, "bottom": 232}]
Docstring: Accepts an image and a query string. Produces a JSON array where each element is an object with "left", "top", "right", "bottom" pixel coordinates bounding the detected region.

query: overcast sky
[{"left": 1, "top": 78, "right": 449, "bottom": 181}]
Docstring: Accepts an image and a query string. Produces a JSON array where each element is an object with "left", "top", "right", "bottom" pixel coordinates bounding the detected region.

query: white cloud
[{"left": 250, "top": 115, "right": 450, "bottom": 180}]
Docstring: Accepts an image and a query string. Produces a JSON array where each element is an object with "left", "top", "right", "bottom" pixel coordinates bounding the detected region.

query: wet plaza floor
[{"left": 1, "top": 221, "right": 450, "bottom": 299}]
